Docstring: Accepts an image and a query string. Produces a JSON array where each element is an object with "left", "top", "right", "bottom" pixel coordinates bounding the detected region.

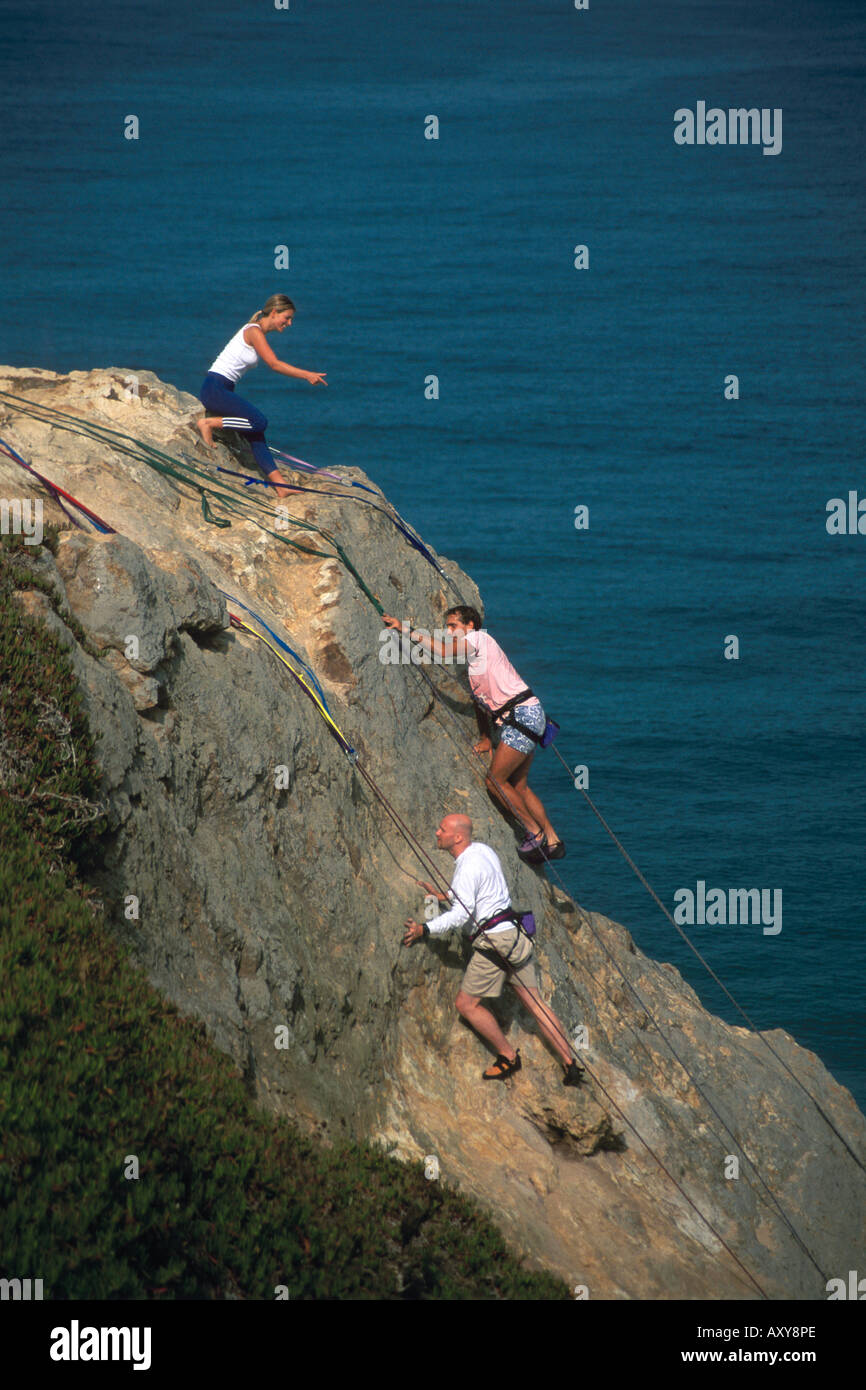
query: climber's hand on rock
[
  {"left": 473, "top": 737, "right": 492, "bottom": 755},
  {"left": 383, "top": 614, "right": 402, "bottom": 631},
  {"left": 403, "top": 919, "right": 424, "bottom": 946}
]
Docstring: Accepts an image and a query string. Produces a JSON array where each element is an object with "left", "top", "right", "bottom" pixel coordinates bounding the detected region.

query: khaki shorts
[{"left": 461, "top": 925, "right": 538, "bottom": 999}]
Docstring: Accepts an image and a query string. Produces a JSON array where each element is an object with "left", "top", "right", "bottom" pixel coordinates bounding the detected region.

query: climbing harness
[
  {"left": 468, "top": 908, "right": 536, "bottom": 944},
  {"left": 486, "top": 688, "right": 560, "bottom": 748}
]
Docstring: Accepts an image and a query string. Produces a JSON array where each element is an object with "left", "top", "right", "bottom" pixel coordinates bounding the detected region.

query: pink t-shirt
[{"left": 463, "top": 630, "right": 540, "bottom": 718}]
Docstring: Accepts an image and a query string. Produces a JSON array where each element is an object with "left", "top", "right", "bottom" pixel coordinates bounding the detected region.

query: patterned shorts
[{"left": 498, "top": 700, "right": 546, "bottom": 756}]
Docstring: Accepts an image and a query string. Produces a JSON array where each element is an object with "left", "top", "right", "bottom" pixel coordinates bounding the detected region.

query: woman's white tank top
[{"left": 208, "top": 323, "right": 260, "bottom": 383}]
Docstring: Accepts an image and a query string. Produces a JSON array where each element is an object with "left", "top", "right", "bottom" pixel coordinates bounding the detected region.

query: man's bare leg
[
  {"left": 510, "top": 981, "right": 574, "bottom": 1067},
  {"left": 455, "top": 990, "right": 517, "bottom": 1061}
]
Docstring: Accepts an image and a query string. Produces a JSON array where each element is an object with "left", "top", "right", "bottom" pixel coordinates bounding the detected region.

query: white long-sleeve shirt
[{"left": 426, "top": 842, "right": 514, "bottom": 938}]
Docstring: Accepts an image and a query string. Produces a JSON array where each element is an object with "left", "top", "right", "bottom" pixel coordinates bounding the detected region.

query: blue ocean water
[{"left": 1, "top": 0, "right": 863, "bottom": 1110}]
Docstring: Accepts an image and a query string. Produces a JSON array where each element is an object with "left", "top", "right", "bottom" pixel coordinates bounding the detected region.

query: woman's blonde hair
[{"left": 250, "top": 294, "right": 296, "bottom": 324}]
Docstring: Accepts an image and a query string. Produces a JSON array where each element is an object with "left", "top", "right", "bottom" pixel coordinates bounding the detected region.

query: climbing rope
[
  {"left": 271, "top": 445, "right": 378, "bottom": 491},
  {"left": 233, "top": 619, "right": 771, "bottom": 1296},
  {"left": 0, "top": 390, "right": 465, "bottom": 607},
  {"left": 0, "top": 391, "right": 384, "bottom": 612},
  {"left": 0, "top": 436, "right": 116, "bottom": 534},
  {"left": 214, "top": 459, "right": 458, "bottom": 584},
  {"left": 547, "top": 739, "right": 866, "bottom": 1180},
  {"left": 218, "top": 590, "right": 330, "bottom": 707},
  {"left": 228, "top": 614, "right": 356, "bottom": 759}
]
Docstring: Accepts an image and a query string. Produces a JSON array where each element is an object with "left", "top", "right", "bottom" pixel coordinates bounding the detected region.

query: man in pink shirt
[{"left": 382, "top": 607, "right": 564, "bottom": 863}]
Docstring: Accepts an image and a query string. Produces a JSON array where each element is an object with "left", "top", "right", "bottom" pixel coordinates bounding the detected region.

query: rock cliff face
[{"left": 2, "top": 364, "right": 864, "bottom": 1299}]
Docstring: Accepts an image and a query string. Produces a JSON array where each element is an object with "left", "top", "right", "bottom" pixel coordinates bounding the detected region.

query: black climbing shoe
[
  {"left": 544, "top": 838, "right": 566, "bottom": 861},
  {"left": 562, "top": 1060, "right": 585, "bottom": 1087},
  {"left": 483, "top": 1050, "right": 522, "bottom": 1081}
]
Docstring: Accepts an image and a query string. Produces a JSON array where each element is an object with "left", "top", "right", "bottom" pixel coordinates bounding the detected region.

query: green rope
[
  {"left": 200, "top": 494, "right": 231, "bottom": 529},
  {"left": 0, "top": 389, "right": 384, "bottom": 613}
]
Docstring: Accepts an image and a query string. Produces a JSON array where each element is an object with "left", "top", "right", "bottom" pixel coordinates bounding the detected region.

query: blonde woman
[{"left": 197, "top": 294, "right": 326, "bottom": 499}]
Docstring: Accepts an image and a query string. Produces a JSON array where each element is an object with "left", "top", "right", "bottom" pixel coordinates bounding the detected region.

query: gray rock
[{"left": 2, "top": 362, "right": 864, "bottom": 1299}]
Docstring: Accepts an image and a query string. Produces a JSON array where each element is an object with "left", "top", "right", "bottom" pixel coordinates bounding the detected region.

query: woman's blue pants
[{"left": 200, "top": 371, "right": 277, "bottom": 479}]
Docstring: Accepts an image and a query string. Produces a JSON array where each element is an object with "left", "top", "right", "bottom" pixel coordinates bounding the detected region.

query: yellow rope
[{"left": 229, "top": 616, "right": 354, "bottom": 753}]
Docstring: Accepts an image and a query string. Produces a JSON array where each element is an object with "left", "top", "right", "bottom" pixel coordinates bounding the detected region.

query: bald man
[{"left": 403, "top": 815, "right": 584, "bottom": 1085}]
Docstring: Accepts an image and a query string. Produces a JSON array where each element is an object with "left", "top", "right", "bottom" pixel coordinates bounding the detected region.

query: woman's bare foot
[
  {"left": 266, "top": 467, "right": 298, "bottom": 500},
  {"left": 195, "top": 416, "right": 219, "bottom": 448}
]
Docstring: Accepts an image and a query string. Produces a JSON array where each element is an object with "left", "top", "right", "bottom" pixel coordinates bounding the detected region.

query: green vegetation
[{"left": 0, "top": 529, "right": 568, "bottom": 1300}]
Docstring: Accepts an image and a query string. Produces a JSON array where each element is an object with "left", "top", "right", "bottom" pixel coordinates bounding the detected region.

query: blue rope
[
  {"left": 217, "top": 589, "right": 331, "bottom": 709},
  {"left": 213, "top": 464, "right": 449, "bottom": 578},
  {"left": 271, "top": 448, "right": 380, "bottom": 495},
  {"left": 0, "top": 435, "right": 32, "bottom": 468},
  {"left": 0, "top": 435, "right": 113, "bottom": 533}
]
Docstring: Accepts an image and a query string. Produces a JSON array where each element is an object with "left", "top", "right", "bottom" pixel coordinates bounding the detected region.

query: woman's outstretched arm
[{"left": 245, "top": 326, "right": 327, "bottom": 384}]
